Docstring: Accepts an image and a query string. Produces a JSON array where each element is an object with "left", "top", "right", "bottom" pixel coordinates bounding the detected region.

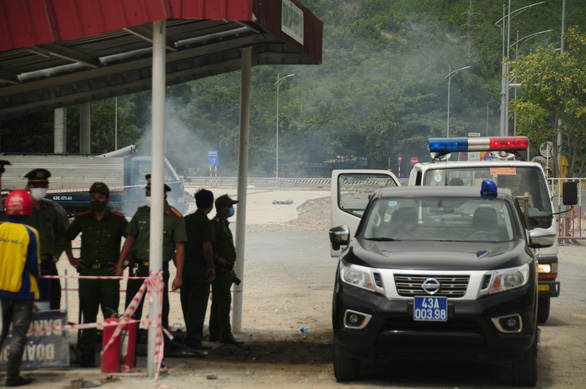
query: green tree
[{"left": 509, "top": 27, "right": 586, "bottom": 177}]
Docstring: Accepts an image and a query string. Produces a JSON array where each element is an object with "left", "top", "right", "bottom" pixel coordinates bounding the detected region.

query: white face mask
[
  {"left": 31, "top": 188, "right": 47, "bottom": 201},
  {"left": 145, "top": 196, "right": 151, "bottom": 207}
]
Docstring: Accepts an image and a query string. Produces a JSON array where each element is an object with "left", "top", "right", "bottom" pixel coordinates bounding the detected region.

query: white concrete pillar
[
  {"left": 80, "top": 103, "right": 91, "bottom": 153},
  {"left": 148, "top": 20, "right": 166, "bottom": 378},
  {"left": 233, "top": 46, "right": 252, "bottom": 333},
  {"left": 54, "top": 108, "right": 67, "bottom": 153}
]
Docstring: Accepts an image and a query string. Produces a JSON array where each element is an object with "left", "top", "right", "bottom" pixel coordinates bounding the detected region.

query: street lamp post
[
  {"left": 445, "top": 65, "right": 471, "bottom": 138},
  {"left": 275, "top": 73, "right": 295, "bottom": 184},
  {"left": 495, "top": 1, "right": 546, "bottom": 136},
  {"left": 510, "top": 29, "right": 552, "bottom": 135}
]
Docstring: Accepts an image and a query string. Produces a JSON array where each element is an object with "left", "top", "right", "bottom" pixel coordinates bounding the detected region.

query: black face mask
[{"left": 90, "top": 200, "right": 107, "bottom": 212}]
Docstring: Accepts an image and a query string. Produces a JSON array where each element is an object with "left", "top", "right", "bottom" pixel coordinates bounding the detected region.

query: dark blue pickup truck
[{"left": 2, "top": 149, "right": 190, "bottom": 217}]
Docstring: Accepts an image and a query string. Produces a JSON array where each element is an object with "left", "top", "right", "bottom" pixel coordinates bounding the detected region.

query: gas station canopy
[{"left": 0, "top": 0, "right": 322, "bottom": 120}]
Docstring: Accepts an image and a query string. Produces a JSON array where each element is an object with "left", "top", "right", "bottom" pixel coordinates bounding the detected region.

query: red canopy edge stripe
[{"left": 0, "top": 0, "right": 254, "bottom": 52}]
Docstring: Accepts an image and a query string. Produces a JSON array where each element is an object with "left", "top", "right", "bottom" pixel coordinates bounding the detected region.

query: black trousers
[
  {"left": 124, "top": 262, "right": 170, "bottom": 332},
  {"left": 124, "top": 262, "right": 171, "bottom": 360},
  {"left": 180, "top": 261, "right": 210, "bottom": 344},
  {"left": 41, "top": 257, "right": 61, "bottom": 310},
  {"left": 0, "top": 298, "right": 34, "bottom": 379}
]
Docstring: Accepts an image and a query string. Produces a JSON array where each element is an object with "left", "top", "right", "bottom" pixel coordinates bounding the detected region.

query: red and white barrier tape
[
  {"left": 28, "top": 318, "right": 141, "bottom": 335},
  {"left": 100, "top": 270, "right": 169, "bottom": 385},
  {"left": 40, "top": 275, "right": 148, "bottom": 280},
  {"left": 33, "top": 270, "right": 168, "bottom": 384}
]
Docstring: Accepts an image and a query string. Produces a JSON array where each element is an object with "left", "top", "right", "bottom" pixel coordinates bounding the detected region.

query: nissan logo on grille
[{"left": 422, "top": 278, "right": 441, "bottom": 295}]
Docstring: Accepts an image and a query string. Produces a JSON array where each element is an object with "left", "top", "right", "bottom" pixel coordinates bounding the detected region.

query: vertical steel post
[
  {"left": 148, "top": 20, "right": 166, "bottom": 378},
  {"left": 233, "top": 47, "right": 252, "bottom": 332}
]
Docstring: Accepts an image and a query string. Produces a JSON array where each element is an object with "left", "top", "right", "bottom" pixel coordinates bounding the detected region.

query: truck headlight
[
  {"left": 340, "top": 262, "right": 375, "bottom": 291},
  {"left": 489, "top": 264, "right": 530, "bottom": 294},
  {"left": 537, "top": 263, "right": 557, "bottom": 279}
]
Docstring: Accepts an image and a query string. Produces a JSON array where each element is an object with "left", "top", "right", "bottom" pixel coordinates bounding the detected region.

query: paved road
[{"left": 235, "top": 233, "right": 586, "bottom": 388}]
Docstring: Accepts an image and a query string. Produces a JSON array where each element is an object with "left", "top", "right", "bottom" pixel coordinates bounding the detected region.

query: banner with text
[{"left": 0, "top": 310, "right": 69, "bottom": 369}]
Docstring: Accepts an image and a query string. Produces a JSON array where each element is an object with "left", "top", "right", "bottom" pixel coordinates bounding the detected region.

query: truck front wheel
[{"left": 537, "top": 297, "right": 551, "bottom": 324}]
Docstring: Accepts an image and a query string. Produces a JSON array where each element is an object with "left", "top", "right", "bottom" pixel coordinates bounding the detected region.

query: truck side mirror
[
  {"left": 528, "top": 228, "right": 556, "bottom": 248},
  {"left": 329, "top": 225, "right": 350, "bottom": 251},
  {"left": 562, "top": 181, "right": 578, "bottom": 206}
]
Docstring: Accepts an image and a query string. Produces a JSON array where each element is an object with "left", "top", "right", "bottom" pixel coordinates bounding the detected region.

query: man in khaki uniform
[
  {"left": 114, "top": 175, "right": 186, "bottom": 370},
  {"left": 24, "top": 168, "right": 68, "bottom": 310},
  {"left": 65, "top": 182, "right": 128, "bottom": 367}
]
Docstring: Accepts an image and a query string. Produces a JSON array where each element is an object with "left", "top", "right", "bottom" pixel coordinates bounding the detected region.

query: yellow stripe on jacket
[{"left": 0, "top": 221, "right": 41, "bottom": 300}]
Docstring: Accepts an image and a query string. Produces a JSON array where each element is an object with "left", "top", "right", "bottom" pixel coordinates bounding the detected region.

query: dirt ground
[
  {"left": 4, "top": 190, "right": 337, "bottom": 389},
  {"left": 3, "top": 190, "right": 586, "bottom": 388}
]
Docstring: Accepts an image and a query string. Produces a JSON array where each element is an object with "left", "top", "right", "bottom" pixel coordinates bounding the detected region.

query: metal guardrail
[
  {"left": 548, "top": 178, "right": 584, "bottom": 240},
  {"left": 185, "top": 176, "right": 332, "bottom": 189}
]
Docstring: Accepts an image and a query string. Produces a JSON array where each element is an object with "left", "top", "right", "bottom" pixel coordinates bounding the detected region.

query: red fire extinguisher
[
  {"left": 101, "top": 317, "right": 121, "bottom": 373},
  {"left": 120, "top": 320, "right": 138, "bottom": 372}
]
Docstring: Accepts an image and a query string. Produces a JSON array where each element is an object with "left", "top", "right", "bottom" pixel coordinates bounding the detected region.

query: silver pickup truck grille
[{"left": 394, "top": 275, "right": 470, "bottom": 297}]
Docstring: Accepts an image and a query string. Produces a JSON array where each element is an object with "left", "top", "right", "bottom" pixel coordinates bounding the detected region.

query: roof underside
[{"left": 0, "top": 0, "right": 322, "bottom": 119}]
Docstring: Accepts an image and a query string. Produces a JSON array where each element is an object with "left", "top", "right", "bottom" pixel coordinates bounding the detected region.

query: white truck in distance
[{"left": 408, "top": 136, "right": 577, "bottom": 323}]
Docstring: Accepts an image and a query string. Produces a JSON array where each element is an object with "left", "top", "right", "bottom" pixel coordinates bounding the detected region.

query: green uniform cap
[
  {"left": 215, "top": 194, "right": 238, "bottom": 209},
  {"left": 89, "top": 182, "right": 109, "bottom": 196}
]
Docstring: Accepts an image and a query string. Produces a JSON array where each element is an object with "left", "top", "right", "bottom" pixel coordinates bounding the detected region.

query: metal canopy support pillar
[
  {"left": 233, "top": 46, "right": 251, "bottom": 333},
  {"left": 54, "top": 108, "right": 67, "bottom": 153},
  {"left": 80, "top": 103, "right": 91, "bottom": 153},
  {"left": 148, "top": 19, "right": 166, "bottom": 378}
]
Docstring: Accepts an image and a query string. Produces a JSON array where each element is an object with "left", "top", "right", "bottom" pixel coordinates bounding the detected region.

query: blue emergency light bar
[{"left": 428, "top": 136, "right": 529, "bottom": 153}]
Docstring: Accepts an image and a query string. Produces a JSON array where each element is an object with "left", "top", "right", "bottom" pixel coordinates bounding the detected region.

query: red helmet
[{"left": 5, "top": 189, "right": 33, "bottom": 216}]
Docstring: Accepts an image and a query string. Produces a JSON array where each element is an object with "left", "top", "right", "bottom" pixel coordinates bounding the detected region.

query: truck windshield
[
  {"left": 362, "top": 197, "right": 515, "bottom": 242},
  {"left": 423, "top": 166, "right": 552, "bottom": 229}
]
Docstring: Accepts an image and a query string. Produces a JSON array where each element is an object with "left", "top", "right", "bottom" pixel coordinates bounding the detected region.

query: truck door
[
  {"left": 408, "top": 164, "right": 424, "bottom": 185},
  {"left": 331, "top": 169, "right": 399, "bottom": 256}
]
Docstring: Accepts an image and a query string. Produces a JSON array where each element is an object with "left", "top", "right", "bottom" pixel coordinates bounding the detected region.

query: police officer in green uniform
[
  {"left": 65, "top": 182, "right": 128, "bottom": 367},
  {"left": 209, "top": 194, "right": 243, "bottom": 345},
  {"left": 181, "top": 189, "right": 216, "bottom": 351},
  {"left": 24, "top": 168, "right": 68, "bottom": 310},
  {"left": 114, "top": 175, "right": 186, "bottom": 369}
]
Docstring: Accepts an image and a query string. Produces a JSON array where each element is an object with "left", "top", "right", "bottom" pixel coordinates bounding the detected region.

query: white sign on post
[{"left": 281, "top": 0, "right": 304, "bottom": 45}]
